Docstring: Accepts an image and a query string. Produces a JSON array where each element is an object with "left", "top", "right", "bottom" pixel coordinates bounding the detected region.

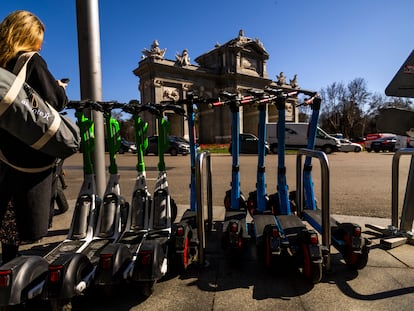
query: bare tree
[
  {"left": 320, "top": 82, "right": 346, "bottom": 132},
  {"left": 319, "top": 78, "right": 371, "bottom": 138}
]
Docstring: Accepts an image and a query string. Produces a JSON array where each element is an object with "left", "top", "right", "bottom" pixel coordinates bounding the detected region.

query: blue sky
[{"left": 2, "top": 0, "right": 414, "bottom": 112}]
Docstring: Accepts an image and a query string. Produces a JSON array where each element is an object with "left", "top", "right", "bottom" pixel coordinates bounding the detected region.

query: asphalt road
[
  {"left": 61, "top": 150, "right": 411, "bottom": 219},
  {"left": 15, "top": 150, "right": 414, "bottom": 310}
]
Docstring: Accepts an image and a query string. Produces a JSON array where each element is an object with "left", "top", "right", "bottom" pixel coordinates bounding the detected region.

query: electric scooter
[
  {"left": 295, "top": 92, "right": 370, "bottom": 271},
  {"left": 163, "top": 91, "right": 213, "bottom": 271},
  {"left": 130, "top": 102, "right": 183, "bottom": 296},
  {"left": 42, "top": 100, "right": 130, "bottom": 309},
  {"left": 210, "top": 92, "right": 253, "bottom": 253},
  {"left": 244, "top": 88, "right": 323, "bottom": 283},
  {"left": 0, "top": 101, "right": 102, "bottom": 309},
  {"left": 94, "top": 101, "right": 153, "bottom": 288}
]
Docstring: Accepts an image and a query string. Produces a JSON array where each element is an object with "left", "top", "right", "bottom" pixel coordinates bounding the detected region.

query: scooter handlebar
[
  {"left": 265, "top": 86, "right": 317, "bottom": 97},
  {"left": 210, "top": 93, "right": 255, "bottom": 108},
  {"left": 67, "top": 99, "right": 132, "bottom": 112},
  {"left": 122, "top": 101, "right": 156, "bottom": 115},
  {"left": 66, "top": 99, "right": 102, "bottom": 111}
]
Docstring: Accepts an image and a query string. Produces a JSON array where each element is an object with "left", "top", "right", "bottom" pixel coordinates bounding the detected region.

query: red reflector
[
  {"left": 353, "top": 226, "right": 362, "bottom": 237},
  {"left": 0, "top": 270, "right": 12, "bottom": 287},
  {"left": 310, "top": 234, "right": 318, "bottom": 245},
  {"left": 271, "top": 228, "right": 279, "bottom": 238},
  {"left": 49, "top": 265, "right": 63, "bottom": 283},
  {"left": 100, "top": 254, "right": 113, "bottom": 270},
  {"left": 139, "top": 251, "right": 152, "bottom": 266},
  {"left": 176, "top": 226, "right": 184, "bottom": 236},
  {"left": 247, "top": 198, "right": 254, "bottom": 209},
  {"left": 230, "top": 222, "right": 238, "bottom": 233}
]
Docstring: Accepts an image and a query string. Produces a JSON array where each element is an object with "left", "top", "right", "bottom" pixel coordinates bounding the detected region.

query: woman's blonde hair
[{"left": 0, "top": 10, "right": 45, "bottom": 68}]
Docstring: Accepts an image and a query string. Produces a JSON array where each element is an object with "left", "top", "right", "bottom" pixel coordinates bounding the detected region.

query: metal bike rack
[
  {"left": 195, "top": 151, "right": 213, "bottom": 267},
  {"left": 296, "top": 149, "right": 331, "bottom": 270},
  {"left": 367, "top": 148, "right": 414, "bottom": 248}
]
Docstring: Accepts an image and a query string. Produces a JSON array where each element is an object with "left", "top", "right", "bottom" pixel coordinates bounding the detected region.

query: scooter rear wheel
[
  {"left": 301, "top": 243, "right": 322, "bottom": 284},
  {"left": 175, "top": 236, "right": 190, "bottom": 272},
  {"left": 343, "top": 245, "right": 369, "bottom": 270}
]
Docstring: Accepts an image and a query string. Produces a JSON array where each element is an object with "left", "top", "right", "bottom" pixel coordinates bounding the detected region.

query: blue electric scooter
[
  {"left": 244, "top": 88, "right": 323, "bottom": 283},
  {"left": 162, "top": 91, "right": 214, "bottom": 271},
  {"left": 296, "top": 93, "right": 370, "bottom": 271},
  {"left": 211, "top": 92, "right": 254, "bottom": 253}
]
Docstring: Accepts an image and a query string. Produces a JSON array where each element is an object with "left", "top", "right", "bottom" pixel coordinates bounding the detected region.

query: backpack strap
[
  {"left": 0, "top": 149, "right": 55, "bottom": 173},
  {"left": 0, "top": 52, "right": 36, "bottom": 116},
  {"left": 12, "top": 51, "right": 37, "bottom": 75}
]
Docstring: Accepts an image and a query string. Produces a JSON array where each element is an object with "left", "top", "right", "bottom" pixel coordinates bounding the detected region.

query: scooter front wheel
[{"left": 224, "top": 190, "right": 246, "bottom": 210}]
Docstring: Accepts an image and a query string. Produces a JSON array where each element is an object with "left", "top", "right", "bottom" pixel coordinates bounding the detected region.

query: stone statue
[
  {"left": 276, "top": 72, "right": 286, "bottom": 85},
  {"left": 142, "top": 40, "right": 166, "bottom": 59},
  {"left": 175, "top": 49, "right": 190, "bottom": 66},
  {"left": 236, "top": 29, "right": 249, "bottom": 44},
  {"left": 289, "top": 74, "right": 298, "bottom": 88}
]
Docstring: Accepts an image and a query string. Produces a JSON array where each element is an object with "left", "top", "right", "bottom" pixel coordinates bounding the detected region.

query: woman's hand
[{"left": 57, "top": 79, "right": 69, "bottom": 89}]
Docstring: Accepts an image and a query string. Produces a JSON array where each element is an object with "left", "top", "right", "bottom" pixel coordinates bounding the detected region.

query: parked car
[
  {"left": 118, "top": 138, "right": 136, "bottom": 154},
  {"left": 369, "top": 136, "right": 397, "bottom": 153},
  {"left": 339, "top": 139, "right": 362, "bottom": 153},
  {"left": 146, "top": 135, "right": 190, "bottom": 156},
  {"left": 229, "top": 133, "right": 270, "bottom": 154},
  {"left": 350, "top": 137, "right": 366, "bottom": 147},
  {"left": 365, "top": 133, "right": 395, "bottom": 152}
]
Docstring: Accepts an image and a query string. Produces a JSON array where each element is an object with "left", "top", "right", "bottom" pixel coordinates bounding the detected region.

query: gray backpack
[{"left": 0, "top": 52, "right": 80, "bottom": 172}]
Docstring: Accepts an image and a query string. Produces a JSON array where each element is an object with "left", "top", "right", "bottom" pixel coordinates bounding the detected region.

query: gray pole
[{"left": 75, "top": 0, "right": 106, "bottom": 198}]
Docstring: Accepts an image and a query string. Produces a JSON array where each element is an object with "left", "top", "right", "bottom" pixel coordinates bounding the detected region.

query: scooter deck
[
  {"left": 277, "top": 215, "right": 306, "bottom": 237},
  {"left": 81, "top": 239, "right": 113, "bottom": 265},
  {"left": 117, "top": 231, "right": 146, "bottom": 254},
  {"left": 147, "top": 231, "right": 170, "bottom": 242},
  {"left": 119, "top": 231, "right": 146, "bottom": 245},
  {"left": 302, "top": 209, "right": 339, "bottom": 234},
  {"left": 44, "top": 240, "right": 87, "bottom": 263},
  {"left": 180, "top": 209, "right": 196, "bottom": 227},
  {"left": 253, "top": 214, "right": 277, "bottom": 239},
  {"left": 224, "top": 209, "right": 247, "bottom": 221}
]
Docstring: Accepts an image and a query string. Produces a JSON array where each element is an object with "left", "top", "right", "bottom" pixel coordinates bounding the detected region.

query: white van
[{"left": 266, "top": 122, "right": 341, "bottom": 154}]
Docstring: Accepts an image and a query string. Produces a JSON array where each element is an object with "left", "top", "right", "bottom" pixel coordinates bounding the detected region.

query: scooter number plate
[
  {"left": 271, "top": 238, "right": 280, "bottom": 251},
  {"left": 309, "top": 245, "right": 321, "bottom": 258},
  {"left": 352, "top": 237, "right": 362, "bottom": 249}
]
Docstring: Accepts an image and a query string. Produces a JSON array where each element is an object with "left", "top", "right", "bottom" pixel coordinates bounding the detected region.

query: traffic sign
[{"left": 385, "top": 50, "right": 414, "bottom": 98}]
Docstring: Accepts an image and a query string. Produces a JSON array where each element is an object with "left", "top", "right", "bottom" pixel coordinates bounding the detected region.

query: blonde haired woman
[{"left": 0, "top": 10, "right": 68, "bottom": 262}]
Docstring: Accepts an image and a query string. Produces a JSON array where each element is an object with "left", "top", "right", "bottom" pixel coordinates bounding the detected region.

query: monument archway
[{"left": 133, "top": 31, "right": 299, "bottom": 143}]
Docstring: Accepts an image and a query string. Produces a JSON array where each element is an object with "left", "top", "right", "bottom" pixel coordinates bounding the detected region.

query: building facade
[{"left": 133, "top": 30, "right": 299, "bottom": 143}]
